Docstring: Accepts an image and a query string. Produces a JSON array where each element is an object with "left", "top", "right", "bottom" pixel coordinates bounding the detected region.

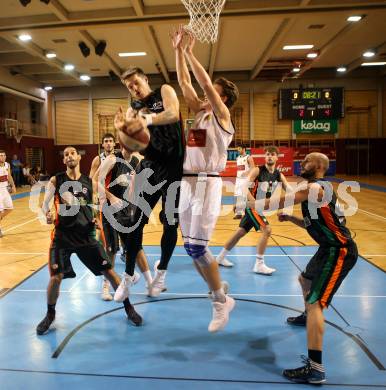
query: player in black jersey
[
  {"left": 36, "top": 146, "right": 142, "bottom": 335},
  {"left": 94, "top": 148, "right": 155, "bottom": 297},
  {"left": 114, "top": 67, "right": 184, "bottom": 300},
  {"left": 217, "top": 146, "right": 290, "bottom": 274},
  {"left": 252, "top": 152, "right": 358, "bottom": 384},
  {"left": 89, "top": 133, "right": 122, "bottom": 300}
]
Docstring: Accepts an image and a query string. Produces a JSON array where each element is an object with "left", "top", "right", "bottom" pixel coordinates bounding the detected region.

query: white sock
[
  {"left": 142, "top": 270, "right": 152, "bottom": 285},
  {"left": 212, "top": 288, "right": 226, "bottom": 303},
  {"left": 218, "top": 248, "right": 229, "bottom": 261},
  {"left": 256, "top": 255, "right": 264, "bottom": 265}
]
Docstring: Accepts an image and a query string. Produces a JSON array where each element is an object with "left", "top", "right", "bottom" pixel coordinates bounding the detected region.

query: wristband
[{"left": 143, "top": 113, "right": 155, "bottom": 126}]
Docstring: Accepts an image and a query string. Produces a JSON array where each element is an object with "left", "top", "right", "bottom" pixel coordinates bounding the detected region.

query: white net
[{"left": 181, "top": 0, "right": 226, "bottom": 44}]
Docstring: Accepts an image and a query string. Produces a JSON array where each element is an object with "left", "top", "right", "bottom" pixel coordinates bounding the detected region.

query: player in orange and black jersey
[
  {"left": 36, "top": 146, "right": 142, "bottom": 336},
  {"left": 254, "top": 152, "right": 358, "bottom": 384},
  {"left": 217, "top": 146, "right": 291, "bottom": 274}
]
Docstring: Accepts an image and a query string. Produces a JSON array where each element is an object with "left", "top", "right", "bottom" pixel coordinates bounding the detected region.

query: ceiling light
[
  {"left": 44, "top": 86, "right": 53, "bottom": 91},
  {"left": 292, "top": 67, "right": 301, "bottom": 73},
  {"left": 347, "top": 15, "right": 362, "bottom": 22},
  {"left": 45, "top": 51, "right": 56, "bottom": 59},
  {"left": 337, "top": 66, "right": 347, "bottom": 72},
  {"left": 64, "top": 64, "right": 75, "bottom": 71},
  {"left": 361, "top": 62, "right": 386, "bottom": 66},
  {"left": 118, "top": 52, "right": 147, "bottom": 57},
  {"left": 363, "top": 50, "right": 375, "bottom": 58},
  {"left": 80, "top": 74, "right": 91, "bottom": 81},
  {"left": 307, "top": 52, "right": 318, "bottom": 59},
  {"left": 283, "top": 45, "right": 314, "bottom": 50},
  {"left": 18, "top": 34, "right": 32, "bottom": 42}
]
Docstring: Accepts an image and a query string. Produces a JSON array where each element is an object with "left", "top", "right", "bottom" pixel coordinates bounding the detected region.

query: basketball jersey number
[{"left": 187, "top": 129, "right": 206, "bottom": 147}]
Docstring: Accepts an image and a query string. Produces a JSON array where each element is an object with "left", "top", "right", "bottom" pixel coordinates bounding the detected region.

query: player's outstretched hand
[
  {"left": 170, "top": 25, "right": 184, "bottom": 50},
  {"left": 114, "top": 107, "right": 127, "bottom": 132},
  {"left": 184, "top": 30, "right": 195, "bottom": 54}
]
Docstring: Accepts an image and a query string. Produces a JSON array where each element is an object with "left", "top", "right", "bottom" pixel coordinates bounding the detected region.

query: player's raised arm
[
  {"left": 171, "top": 25, "right": 202, "bottom": 113},
  {"left": 183, "top": 32, "right": 230, "bottom": 125}
]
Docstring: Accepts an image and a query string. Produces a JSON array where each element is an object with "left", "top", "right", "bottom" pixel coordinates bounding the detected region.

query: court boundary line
[
  {"left": 12, "top": 289, "right": 386, "bottom": 299},
  {"left": 49, "top": 296, "right": 385, "bottom": 371},
  {"left": 0, "top": 367, "right": 385, "bottom": 388},
  {"left": 2, "top": 252, "right": 386, "bottom": 257}
]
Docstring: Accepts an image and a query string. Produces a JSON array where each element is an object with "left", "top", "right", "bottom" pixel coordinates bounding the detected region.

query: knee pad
[
  {"left": 190, "top": 245, "right": 215, "bottom": 267},
  {"left": 184, "top": 243, "right": 206, "bottom": 260}
]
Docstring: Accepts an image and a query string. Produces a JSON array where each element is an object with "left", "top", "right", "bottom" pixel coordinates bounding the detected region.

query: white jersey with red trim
[
  {"left": 236, "top": 154, "right": 250, "bottom": 178},
  {"left": 183, "top": 110, "right": 234, "bottom": 174},
  {"left": 0, "top": 162, "right": 10, "bottom": 189}
]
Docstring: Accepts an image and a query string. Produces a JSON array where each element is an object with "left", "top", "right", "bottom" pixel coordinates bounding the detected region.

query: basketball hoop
[{"left": 181, "top": 0, "right": 226, "bottom": 44}]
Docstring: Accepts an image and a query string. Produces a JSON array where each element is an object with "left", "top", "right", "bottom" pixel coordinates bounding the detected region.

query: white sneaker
[
  {"left": 101, "top": 279, "right": 113, "bottom": 301},
  {"left": 253, "top": 262, "right": 276, "bottom": 275},
  {"left": 208, "top": 295, "right": 235, "bottom": 333},
  {"left": 113, "top": 272, "right": 132, "bottom": 302},
  {"left": 217, "top": 257, "right": 234, "bottom": 267},
  {"left": 148, "top": 260, "right": 167, "bottom": 297}
]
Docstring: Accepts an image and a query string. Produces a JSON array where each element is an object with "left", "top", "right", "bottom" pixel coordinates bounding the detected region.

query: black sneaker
[
  {"left": 125, "top": 304, "right": 143, "bottom": 326},
  {"left": 287, "top": 312, "right": 307, "bottom": 326},
  {"left": 283, "top": 356, "right": 326, "bottom": 384},
  {"left": 36, "top": 312, "right": 55, "bottom": 335}
]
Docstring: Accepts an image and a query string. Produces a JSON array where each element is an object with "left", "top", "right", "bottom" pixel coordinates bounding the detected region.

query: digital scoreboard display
[{"left": 278, "top": 88, "right": 344, "bottom": 120}]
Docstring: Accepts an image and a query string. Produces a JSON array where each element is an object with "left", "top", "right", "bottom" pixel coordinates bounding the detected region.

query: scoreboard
[{"left": 278, "top": 87, "right": 344, "bottom": 120}]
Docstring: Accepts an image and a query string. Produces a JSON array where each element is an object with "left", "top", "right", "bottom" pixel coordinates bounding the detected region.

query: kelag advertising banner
[{"left": 293, "top": 119, "right": 338, "bottom": 134}]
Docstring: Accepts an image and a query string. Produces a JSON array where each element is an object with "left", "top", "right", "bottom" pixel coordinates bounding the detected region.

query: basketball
[
  {"left": 115, "top": 107, "right": 150, "bottom": 152},
  {"left": 118, "top": 126, "right": 150, "bottom": 153}
]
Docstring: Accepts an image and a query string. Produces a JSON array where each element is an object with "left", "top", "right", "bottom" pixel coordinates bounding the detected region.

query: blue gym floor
[{"left": 0, "top": 245, "right": 385, "bottom": 389}]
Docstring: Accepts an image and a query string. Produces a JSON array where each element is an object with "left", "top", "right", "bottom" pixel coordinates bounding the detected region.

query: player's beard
[
  {"left": 66, "top": 160, "right": 78, "bottom": 169},
  {"left": 300, "top": 167, "right": 316, "bottom": 180}
]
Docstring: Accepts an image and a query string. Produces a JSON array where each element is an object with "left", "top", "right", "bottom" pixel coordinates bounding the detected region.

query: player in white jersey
[
  {"left": 172, "top": 27, "right": 239, "bottom": 332},
  {"left": 234, "top": 145, "right": 255, "bottom": 220},
  {"left": 0, "top": 150, "right": 16, "bottom": 238}
]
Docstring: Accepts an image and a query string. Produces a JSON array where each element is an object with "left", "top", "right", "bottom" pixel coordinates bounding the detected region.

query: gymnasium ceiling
[{"left": 0, "top": 0, "right": 385, "bottom": 88}]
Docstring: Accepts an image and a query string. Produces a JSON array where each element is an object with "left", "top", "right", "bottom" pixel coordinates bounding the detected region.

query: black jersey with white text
[
  {"left": 134, "top": 87, "right": 184, "bottom": 165},
  {"left": 105, "top": 152, "right": 138, "bottom": 200},
  {"left": 54, "top": 172, "right": 94, "bottom": 234},
  {"left": 251, "top": 165, "right": 282, "bottom": 199},
  {"left": 301, "top": 179, "right": 354, "bottom": 247}
]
